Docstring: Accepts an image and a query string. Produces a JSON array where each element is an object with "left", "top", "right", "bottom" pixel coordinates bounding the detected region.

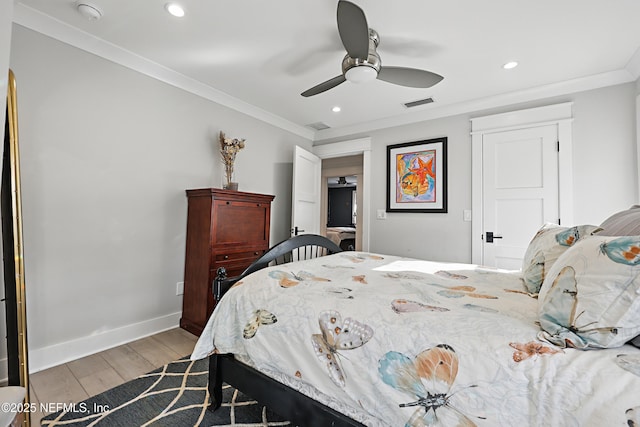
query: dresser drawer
[
  {"left": 214, "top": 249, "right": 265, "bottom": 263},
  {"left": 213, "top": 200, "right": 270, "bottom": 245},
  {"left": 213, "top": 249, "right": 266, "bottom": 276}
]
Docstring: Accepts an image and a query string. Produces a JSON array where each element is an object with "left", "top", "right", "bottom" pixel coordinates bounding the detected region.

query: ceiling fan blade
[
  {"left": 301, "top": 75, "right": 347, "bottom": 97},
  {"left": 377, "top": 66, "right": 444, "bottom": 88},
  {"left": 337, "top": 0, "right": 369, "bottom": 60}
]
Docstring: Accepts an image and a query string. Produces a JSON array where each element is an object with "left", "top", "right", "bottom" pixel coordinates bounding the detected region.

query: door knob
[{"left": 485, "top": 231, "right": 503, "bottom": 243}]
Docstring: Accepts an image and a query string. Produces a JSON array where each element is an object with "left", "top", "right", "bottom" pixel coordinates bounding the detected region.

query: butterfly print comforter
[{"left": 192, "top": 252, "right": 640, "bottom": 426}]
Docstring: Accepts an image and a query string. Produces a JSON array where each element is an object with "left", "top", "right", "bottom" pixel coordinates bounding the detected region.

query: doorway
[
  {"left": 313, "top": 138, "right": 371, "bottom": 251},
  {"left": 471, "top": 103, "right": 574, "bottom": 267},
  {"left": 325, "top": 175, "right": 357, "bottom": 250},
  {"left": 321, "top": 156, "right": 362, "bottom": 250}
]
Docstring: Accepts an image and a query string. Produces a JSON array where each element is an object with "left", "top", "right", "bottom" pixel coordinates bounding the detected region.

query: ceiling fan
[{"left": 301, "top": 0, "right": 444, "bottom": 97}]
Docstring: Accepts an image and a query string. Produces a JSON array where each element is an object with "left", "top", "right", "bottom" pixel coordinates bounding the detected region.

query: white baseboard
[{"left": 27, "top": 311, "right": 182, "bottom": 374}]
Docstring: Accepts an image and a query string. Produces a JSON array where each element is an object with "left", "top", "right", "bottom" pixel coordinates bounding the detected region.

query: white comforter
[{"left": 192, "top": 252, "right": 640, "bottom": 426}]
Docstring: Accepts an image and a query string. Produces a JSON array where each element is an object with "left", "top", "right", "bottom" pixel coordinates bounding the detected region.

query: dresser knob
[
  {"left": 254, "top": 251, "right": 259, "bottom": 255},
  {"left": 223, "top": 255, "right": 229, "bottom": 260},
  {"left": 256, "top": 203, "right": 261, "bottom": 207},
  {"left": 226, "top": 201, "right": 230, "bottom": 205}
]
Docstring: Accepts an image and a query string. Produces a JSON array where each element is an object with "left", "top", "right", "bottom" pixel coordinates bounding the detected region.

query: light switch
[
  {"left": 463, "top": 210, "right": 472, "bottom": 222},
  {"left": 377, "top": 209, "right": 387, "bottom": 220}
]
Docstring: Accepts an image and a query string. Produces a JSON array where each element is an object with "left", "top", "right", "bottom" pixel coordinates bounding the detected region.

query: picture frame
[{"left": 386, "top": 137, "right": 448, "bottom": 213}]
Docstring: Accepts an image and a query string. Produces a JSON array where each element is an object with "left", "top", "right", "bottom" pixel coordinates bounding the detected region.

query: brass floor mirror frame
[{"left": 3, "top": 69, "right": 30, "bottom": 426}]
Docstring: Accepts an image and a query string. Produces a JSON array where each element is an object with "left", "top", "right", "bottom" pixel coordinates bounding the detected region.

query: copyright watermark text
[{"left": 1, "top": 402, "right": 110, "bottom": 413}]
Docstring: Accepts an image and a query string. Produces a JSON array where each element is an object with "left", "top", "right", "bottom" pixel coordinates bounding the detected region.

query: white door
[
  {"left": 482, "top": 125, "right": 559, "bottom": 269},
  {"left": 292, "top": 146, "right": 322, "bottom": 236}
]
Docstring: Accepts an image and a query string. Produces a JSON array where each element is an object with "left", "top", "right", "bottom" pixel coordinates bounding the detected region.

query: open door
[{"left": 291, "top": 146, "right": 321, "bottom": 236}]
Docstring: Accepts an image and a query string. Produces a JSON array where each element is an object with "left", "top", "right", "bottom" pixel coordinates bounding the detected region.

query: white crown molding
[
  {"left": 626, "top": 47, "right": 640, "bottom": 80},
  {"left": 12, "top": 3, "right": 315, "bottom": 141},
  {"left": 314, "top": 69, "right": 636, "bottom": 141}
]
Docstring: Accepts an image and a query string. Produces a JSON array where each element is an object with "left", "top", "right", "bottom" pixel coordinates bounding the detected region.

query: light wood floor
[{"left": 27, "top": 327, "right": 198, "bottom": 426}]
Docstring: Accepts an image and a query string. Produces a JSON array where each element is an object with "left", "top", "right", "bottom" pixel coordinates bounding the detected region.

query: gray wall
[
  {"left": 317, "top": 83, "right": 639, "bottom": 263},
  {"left": 368, "top": 115, "right": 472, "bottom": 262},
  {"left": 9, "top": 25, "right": 311, "bottom": 371},
  {"left": 571, "top": 84, "right": 638, "bottom": 222}
]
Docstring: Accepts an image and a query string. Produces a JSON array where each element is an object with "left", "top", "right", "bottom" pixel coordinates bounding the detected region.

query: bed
[
  {"left": 191, "top": 208, "right": 640, "bottom": 426},
  {"left": 326, "top": 226, "right": 356, "bottom": 251}
]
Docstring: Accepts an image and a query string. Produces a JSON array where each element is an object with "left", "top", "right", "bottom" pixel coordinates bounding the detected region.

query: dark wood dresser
[{"left": 180, "top": 188, "right": 275, "bottom": 336}]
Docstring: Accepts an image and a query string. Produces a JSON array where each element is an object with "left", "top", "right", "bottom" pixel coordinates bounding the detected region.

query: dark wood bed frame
[{"left": 208, "top": 234, "right": 366, "bottom": 426}]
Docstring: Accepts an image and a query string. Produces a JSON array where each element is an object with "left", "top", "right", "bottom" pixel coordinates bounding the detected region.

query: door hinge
[
  {"left": 558, "top": 218, "right": 561, "bottom": 225},
  {"left": 557, "top": 140, "right": 560, "bottom": 152}
]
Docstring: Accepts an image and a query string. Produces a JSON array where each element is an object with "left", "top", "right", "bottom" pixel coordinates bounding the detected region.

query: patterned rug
[{"left": 41, "top": 357, "right": 291, "bottom": 426}]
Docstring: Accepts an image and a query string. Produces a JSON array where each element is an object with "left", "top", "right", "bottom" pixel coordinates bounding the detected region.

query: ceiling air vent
[
  {"left": 403, "top": 97, "right": 434, "bottom": 108},
  {"left": 306, "top": 122, "right": 331, "bottom": 131}
]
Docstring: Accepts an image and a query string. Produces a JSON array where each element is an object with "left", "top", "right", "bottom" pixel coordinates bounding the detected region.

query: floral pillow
[
  {"left": 521, "top": 223, "right": 601, "bottom": 293},
  {"left": 537, "top": 235, "right": 640, "bottom": 349}
]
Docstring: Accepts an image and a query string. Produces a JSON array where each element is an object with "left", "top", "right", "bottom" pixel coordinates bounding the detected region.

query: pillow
[
  {"left": 537, "top": 235, "right": 640, "bottom": 349},
  {"left": 521, "top": 223, "right": 602, "bottom": 293},
  {"left": 599, "top": 205, "right": 640, "bottom": 236}
]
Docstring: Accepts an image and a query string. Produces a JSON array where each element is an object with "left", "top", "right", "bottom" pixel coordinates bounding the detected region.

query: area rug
[{"left": 41, "top": 357, "right": 291, "bottom": 426}]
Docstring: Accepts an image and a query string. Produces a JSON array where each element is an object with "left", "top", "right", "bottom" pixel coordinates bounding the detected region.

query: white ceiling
[{"left": 12, "top": 0, "right": 640, "bottom": 140}]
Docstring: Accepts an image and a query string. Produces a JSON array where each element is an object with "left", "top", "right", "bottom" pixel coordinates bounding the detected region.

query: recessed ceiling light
[
  {"left": 503, "top": 61, "right": 519, "bottom": 70},
  {"left": 76, "top": 3, "right": 102, "bottom": 21},
  {"left": 165, "top": 3, "right": 185, "bottom": 17},
  {"left": 332, "top": 106, "right": 341, "bottom": 113}
]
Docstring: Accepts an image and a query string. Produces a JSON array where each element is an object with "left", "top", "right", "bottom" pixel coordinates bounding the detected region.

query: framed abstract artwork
[{"left": 386, "top": 137, "right": 448, "bottom": 213}]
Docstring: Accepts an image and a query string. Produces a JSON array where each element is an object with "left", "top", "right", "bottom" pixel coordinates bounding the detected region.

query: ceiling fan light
[{"left": 345, "top": 66, "right": 378, "bottom": 83}]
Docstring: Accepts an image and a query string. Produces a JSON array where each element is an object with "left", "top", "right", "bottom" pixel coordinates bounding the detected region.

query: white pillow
[
  {"left": 521, "top": 223, "right": 601, "bottom": 293},
  {"left": 537, "top": 235, "right": 640, "bottom": 349}
]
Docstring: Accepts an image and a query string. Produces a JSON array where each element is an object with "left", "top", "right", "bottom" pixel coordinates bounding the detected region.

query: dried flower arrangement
[{"left": 219, "top": 131, "right": 245, "bottom": 189}]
